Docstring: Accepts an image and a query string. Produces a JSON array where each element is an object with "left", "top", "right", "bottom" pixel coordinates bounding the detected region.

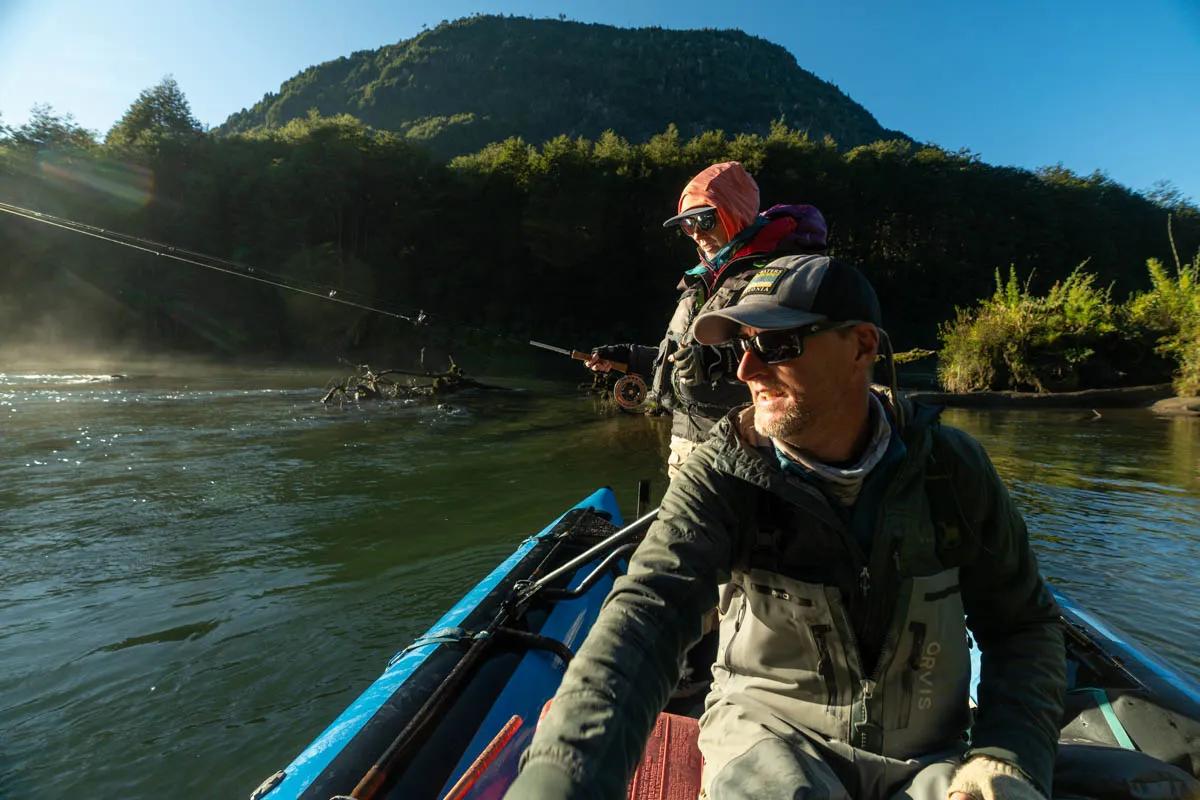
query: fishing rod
[
  {"left": 529, "top": 339, "right": 628, "bottom": 372},
  {"left": 529, "top": 339, "right": 649, "bottom": 409},
  {"left": 0, "top": 199, "right": 429, "bottom": 324}
]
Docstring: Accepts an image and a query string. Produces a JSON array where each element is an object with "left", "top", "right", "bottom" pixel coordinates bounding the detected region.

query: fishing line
[
  {"left": 0, "top": 199, "right": 585, "bottom": 354},
  {"left": 0, "top": 199, "right": 425, "bottom": 323}
]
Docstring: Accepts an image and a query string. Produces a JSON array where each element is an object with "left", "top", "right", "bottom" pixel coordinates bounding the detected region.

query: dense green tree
[
  {"left": 105, "top": 76, "right": 203, "bottom": 151},
  {"left": 1145, "top": 179, "right": 1199, "bottom": 214},
  {"left": 5, "top": 105, "right": 98, "bottom": 150}
]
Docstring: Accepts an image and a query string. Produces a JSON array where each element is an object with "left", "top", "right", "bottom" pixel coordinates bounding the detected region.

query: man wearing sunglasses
[
  {"left": 586, "top": 160, "right": 828, "bottom": 478},
  {"left": 512, "top": 255, "right": 1067, "bottom": 800}
]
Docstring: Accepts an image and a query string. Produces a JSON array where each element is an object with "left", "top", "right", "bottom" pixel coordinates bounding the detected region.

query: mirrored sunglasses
[
  {"left": 731, "top": 321, "right": 861, "bottom": 364},
  {"left": 679, "top": 210, "right": 718, "bottom": 235}
]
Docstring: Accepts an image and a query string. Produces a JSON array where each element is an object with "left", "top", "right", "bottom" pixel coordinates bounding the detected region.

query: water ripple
[{"left": 95, "top": 620, "right": 223, "bottom": 653}]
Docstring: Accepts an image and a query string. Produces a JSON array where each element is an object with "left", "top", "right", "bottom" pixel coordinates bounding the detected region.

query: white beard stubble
[{"left": 753, "top": 399, "right": 814, "bottom": 441}]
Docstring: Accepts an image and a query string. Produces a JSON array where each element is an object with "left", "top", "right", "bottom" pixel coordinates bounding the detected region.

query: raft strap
[
  {"left": 390, "top": 627, "right": 481, "bottom": 664},
  {"left": 1078, "top": 687, "right": 1137, "bottom": 750}
]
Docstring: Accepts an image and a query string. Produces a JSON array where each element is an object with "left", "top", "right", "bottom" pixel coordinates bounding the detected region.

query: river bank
[
  {"left": 907, "top": 383, "right": 1175, "bottom": 409},
  {"left": 906, "top": 382, "right": 1200, "bottom": 417},
  {"left": 1150, "top": 396, "right": 1200, "bottom": 417}
]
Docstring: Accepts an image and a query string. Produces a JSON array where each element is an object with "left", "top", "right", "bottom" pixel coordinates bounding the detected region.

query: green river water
[{"left": 2, "top": 367, "right": 1198, "bottom": 798}]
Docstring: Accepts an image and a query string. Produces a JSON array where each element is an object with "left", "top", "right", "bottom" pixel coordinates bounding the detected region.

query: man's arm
[
  {"left": 506, "top": 456, "right": 745, "bottom": 799},
  {"left": 945, "top": 428, "right": 1066, "bottom": 797},
  {"left": 627, "top": 344, "right": 662, "bottom": 376},
  {"left": 585, "top": 344, "right": 660, "bottom": 375}
]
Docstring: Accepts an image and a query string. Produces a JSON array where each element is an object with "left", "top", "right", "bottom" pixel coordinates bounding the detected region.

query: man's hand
[
  {"left": 586, "top": 345, "right": 629, "bottom": 373},
  {"left": 583, "top": 354, "right": 616, "bottom": 373},
  {"left": 946, "top": 756, "right": 1043, "bottom": 800}
]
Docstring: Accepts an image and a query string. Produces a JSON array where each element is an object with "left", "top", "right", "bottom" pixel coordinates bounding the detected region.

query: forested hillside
[
  {"left": 218, "top": 15, "right": 903, "bottom": 158},
  {"left": 2, "top": 76, "right": 1196, "bottom": 370}
]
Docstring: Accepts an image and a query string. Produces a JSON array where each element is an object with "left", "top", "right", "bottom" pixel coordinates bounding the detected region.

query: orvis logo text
[{"left": 917, "top": 641, "right": 940, "bottom": 710}]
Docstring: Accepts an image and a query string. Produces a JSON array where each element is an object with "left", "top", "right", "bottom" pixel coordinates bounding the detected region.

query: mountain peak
[{"left": 219, "top": 15, "right": 903, "bottom": 157}]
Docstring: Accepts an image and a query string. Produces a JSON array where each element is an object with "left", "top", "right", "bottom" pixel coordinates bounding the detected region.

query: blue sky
[{"left": 2, "top": 0, "right": 1198, "bottom": 202}]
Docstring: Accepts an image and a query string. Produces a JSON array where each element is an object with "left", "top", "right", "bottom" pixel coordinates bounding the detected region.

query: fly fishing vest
[
  {"left": 707, "top": 421, "right": 980, "bottom": 760},
  {"left": 652, "top": 263, "right": 767, "bottom": 443}
]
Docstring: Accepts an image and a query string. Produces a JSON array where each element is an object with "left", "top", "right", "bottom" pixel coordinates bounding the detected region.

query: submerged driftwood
[{"left": 321, "top": 358, "right": 505, "bottom": 404}]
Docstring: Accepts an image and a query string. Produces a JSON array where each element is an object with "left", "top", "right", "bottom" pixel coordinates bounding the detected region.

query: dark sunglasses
[
  {"left": 731, "top": 321, "right": 861, "bottom": 364},
  {"left": 679, "top": 210, "right": 718, "bottom": 235}
]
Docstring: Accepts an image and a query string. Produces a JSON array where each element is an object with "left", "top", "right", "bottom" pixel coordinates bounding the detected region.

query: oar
[{"left": 522, "top": 506, "right": 658, "bottom": 596}]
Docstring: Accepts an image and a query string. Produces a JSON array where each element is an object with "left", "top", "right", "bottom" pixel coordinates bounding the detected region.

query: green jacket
[{"left": 509, "top": 395, "right": 1065, "bottom": 798}]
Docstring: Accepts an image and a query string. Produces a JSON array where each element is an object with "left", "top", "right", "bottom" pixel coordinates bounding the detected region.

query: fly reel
[{"left": 613, "top": 373, "right": 648, "bottom": 410}]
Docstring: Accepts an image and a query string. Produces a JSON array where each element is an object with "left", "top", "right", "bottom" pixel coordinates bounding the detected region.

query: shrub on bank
[
  {"left": 939, "top": 266, "right": 1124, "bottom": 392},
  {"left": 1178, "top": 328, "right": 1200, "bottom": 396},
  {"left": 937, "top": 262, "right": 1189, "bottom": 393},
  {"left": 1127, "top": 255, "right": 1200, "bottom": 396}
]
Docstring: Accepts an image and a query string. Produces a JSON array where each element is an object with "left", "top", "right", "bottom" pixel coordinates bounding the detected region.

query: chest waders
[
  {"left": 709, "top": 424, "right": 981, "bottom": 762},
  {"left": 653, "top": 265, "right": 768, "bottom": 443}
]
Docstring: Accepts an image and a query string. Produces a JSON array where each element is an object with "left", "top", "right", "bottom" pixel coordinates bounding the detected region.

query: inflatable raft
[{"left": 250, "top": 488, "right": 1200, "bottom": 799}]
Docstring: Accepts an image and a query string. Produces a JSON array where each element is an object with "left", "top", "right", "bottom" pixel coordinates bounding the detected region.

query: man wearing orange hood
[{"left": 587, "top": 161, "right": 828, "bottom": 477}]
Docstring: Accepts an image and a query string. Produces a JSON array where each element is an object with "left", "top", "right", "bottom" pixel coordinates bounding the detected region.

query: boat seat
[
  {"left": 1060, "top": 687, "right": 1200, "bottom": 777},
  {"left": 1053, "top": 742, "right": 1200, "bottom": 799}
]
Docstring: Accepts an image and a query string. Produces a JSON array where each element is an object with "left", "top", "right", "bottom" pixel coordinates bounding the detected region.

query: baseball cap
[
  {"left": 661, "top": 161, "right": 760, "bottom": 236},
  {"left": 662, "top": 205, "right": 717, "bottom": 228},
  {"left": 693, "top": 254, "right": 882, "bottom": 344}
]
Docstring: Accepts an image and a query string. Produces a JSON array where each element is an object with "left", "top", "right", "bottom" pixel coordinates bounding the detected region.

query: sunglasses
[
  {"left": 679, "top": 210, "right": 718, "bottom": 235},
  {"left": 731, "top": 321, "right": 861, "bottom": 364}
]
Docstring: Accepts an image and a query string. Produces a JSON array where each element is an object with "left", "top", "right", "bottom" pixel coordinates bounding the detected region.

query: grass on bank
[{"left": 938, "top": 253, "right": 1200, "bottom": 396}]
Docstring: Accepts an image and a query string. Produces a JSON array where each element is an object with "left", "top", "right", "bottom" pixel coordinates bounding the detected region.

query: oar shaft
[{"left": 530, "top": 506, "right": 658, "bottom": 592}]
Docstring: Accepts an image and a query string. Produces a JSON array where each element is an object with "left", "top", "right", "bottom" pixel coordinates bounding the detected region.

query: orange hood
[{"left": 677, "top": 161, "right": 760, "bottom": 240}]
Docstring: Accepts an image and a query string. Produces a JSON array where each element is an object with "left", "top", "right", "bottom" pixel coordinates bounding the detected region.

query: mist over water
[{"left": 1, "top": 369, "right": 1198, "bottom": 798}]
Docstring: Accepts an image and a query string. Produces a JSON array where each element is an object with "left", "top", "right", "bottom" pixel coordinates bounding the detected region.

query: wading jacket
[
  {"left": 623, "top": 205, "right": 825, "bottom": 443},
  {"left": 511, "top": 394, "right": 1066, "bottom": 799}
]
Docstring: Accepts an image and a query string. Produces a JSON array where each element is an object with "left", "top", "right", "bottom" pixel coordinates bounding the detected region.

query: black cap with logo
[{"left": 693, "top": 255, "right": 882, "bottom": 345}]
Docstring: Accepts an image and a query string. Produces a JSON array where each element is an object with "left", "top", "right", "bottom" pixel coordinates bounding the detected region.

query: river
[{"left": 2, "top": 368, "right": 1198, "bottom": 798}]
